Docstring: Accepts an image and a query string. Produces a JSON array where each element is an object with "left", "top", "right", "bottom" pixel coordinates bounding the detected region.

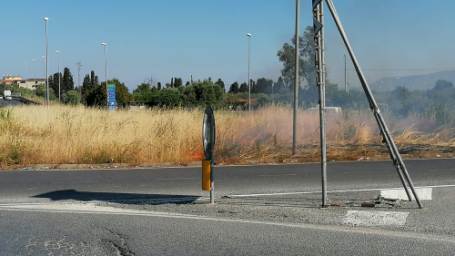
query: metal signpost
[
  {"left": 292, "top": 0, "right": 300, "bottom": 156},
  {"left": 202, "top": 106, "right": 216, "bottom": 204},
  {"left": 107, "top": 83, "right": 117, "bottom": 111},
  {"left": 313, "top": 0, "right": 328, "bottom": 207},
  {"left": 312, "top": 0, "right": 423, "bottom": 208}
]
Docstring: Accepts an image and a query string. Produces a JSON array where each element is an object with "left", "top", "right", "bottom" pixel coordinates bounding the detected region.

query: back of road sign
[{"left": 202, "top": 106, "right": 216, "bottom": 161}]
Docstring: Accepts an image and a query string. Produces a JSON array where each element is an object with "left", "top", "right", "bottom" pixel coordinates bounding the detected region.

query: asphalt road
[
  {"left": 1, "top": 159, "right": 455, "bottom": 202},
  {"left": 0, "top": 98, "right": 25, "bottom": 107},
  {"left": 0, "top": 159, "right": 454, "bottom": 255},
  {"left": 1, "top": 209, "right": 453, "bottom": 256}
]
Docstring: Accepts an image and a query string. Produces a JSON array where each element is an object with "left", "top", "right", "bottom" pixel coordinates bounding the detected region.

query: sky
[{"left": 1, "top": 0, "right": 454, "bottom": 90}]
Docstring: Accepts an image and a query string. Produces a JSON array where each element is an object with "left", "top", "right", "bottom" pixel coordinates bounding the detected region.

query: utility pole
[
  {"left": 292, "top": 0, "right": 300, "bottom": 156},
  {"left": 76, "top": 62, "right": 82, "bottom": 103},
  {"left": 246, "top": 33, "right": 252, "bottom": 111},
  {"left": 313, "top": 0, "right": 327, "bottom": 207},
  {"left": 43, "top": 17, "right": 49, "bottom": 105},
  {"left": 56, "top": 50, "right": 61, "bottom": 102}
]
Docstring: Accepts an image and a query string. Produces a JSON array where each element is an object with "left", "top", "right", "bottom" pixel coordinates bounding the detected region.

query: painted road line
[
  {"left": 228, "top": 184, "right": 455, "bottom": 198},
  {"left": 380, "top": 187, "right": 432, "bottom": 201},
  {"left": 0, "top": 203, "right": 454, "bottom": 244},
  {"left": 156, "top": 178, "right": 199, "bottom": 181},
  {"left": 258, "top": 174, "right": 298, "bottom": 177},
  {"left": 343, "top": 210, "right": 409, "bottom": 227}
]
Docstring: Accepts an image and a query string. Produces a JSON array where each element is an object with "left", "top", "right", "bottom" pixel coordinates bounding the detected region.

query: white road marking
[
  {"left": 258, "top": 174, "right": 297, "bottom": 177},
  {"left": 343, "top": 210, "right": 409, "bottom": 227},
  {"left": 0, "top": 202, "right": 453, "bottom": 243},
  {"left": 380, "top": 187, "right": 432, "bottom": 201},
  {"left": 228, "top": 184, "right": 455, "bottom": 198},
  {"left": 156, "top": 178, "right": 199, "bottom": 181}
]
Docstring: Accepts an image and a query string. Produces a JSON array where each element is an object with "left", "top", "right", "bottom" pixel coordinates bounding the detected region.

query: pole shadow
[{"left": 33, "top": 189, "right": 200, "bottom": 205}]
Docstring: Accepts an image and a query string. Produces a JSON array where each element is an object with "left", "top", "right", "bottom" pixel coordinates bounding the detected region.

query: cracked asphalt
[{"left": 0, "top": 159, "right": 454, "bottom": 255}]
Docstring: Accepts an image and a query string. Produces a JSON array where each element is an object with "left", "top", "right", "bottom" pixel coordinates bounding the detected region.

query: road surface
[
  {"left": 0, "top": 98, "right": 25, "bottom": 107},
  {"left": 0, "top": 159, "right": 454, "bottom": 255}
]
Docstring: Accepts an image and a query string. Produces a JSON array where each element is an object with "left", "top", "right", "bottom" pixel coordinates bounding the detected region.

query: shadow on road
[{"left": 33, "top": 189, "right": 200, "bottom": 205}]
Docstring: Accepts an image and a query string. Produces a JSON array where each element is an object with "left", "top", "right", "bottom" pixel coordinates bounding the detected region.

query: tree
[
  {"left": 433, "top": 80, "right": 453, "bottom": 91},
  {"left": 277, "top": 26, "right": 316, "bottom": 88},
  {"left": 174, "top": 78, "right": 183, "bottom": 88},
  {"left": 61, "top": 67, "right": 74, "bottom": 94},
  {"left": 275, "top": 76, "right": 287, "bottom": 93},
  {"left": 35, "top": 84, "right": 57, "bottom": 100},
  {"left": 159, "top": 89, "right": 181, "bottom": 107},
  {"left": 132, "top": 83, "right": 151, "bottom": 103},
  {"left": 48, "top": 72, "right": 61, "bottom": 98},
  {"left": 215, "top": 78, "right": 225, "bottom": 92},
  {"left": 81, "top": 71, "right": 99, "bottom": 105},
  {"left": 253, "top": 78, "right": 273, "bottom": 94},
  {"left": 239, "top": 82, "right": 248, "bottom": 93},
  {"left": 63, "top": 90, "right": 81, "bottom": 105},
  {"left": 229, "top": 82, "right": 240, "bottom": 93}
]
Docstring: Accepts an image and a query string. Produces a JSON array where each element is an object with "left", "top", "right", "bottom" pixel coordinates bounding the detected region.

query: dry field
[{"left": 0, "top": 105, "right": 454, "bottom": 168}]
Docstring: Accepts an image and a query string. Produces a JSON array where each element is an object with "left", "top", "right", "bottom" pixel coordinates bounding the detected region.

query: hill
[{"left": 372, "top": 70, "right": 455, "bottom": 91}]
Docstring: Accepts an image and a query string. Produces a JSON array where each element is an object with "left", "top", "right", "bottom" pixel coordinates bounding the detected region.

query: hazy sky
[{"left": 1, "top": 0, "right": 454, "bottom": 90}]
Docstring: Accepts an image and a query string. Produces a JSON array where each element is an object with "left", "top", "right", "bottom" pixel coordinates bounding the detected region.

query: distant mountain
[{"left": 372, "top": 70, "right": 455, "bottom": 91}]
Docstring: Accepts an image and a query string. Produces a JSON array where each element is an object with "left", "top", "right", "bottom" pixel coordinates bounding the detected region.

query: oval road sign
[{"left": 202, "top": 106, "right": 216, "bottom": 160}]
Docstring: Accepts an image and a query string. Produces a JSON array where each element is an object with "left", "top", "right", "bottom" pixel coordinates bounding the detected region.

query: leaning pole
[{"left": 321, "top": 0, "right": 422, "bottom": 208}]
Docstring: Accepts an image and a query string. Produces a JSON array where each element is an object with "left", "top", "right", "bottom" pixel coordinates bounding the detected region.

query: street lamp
[
  {"left": 246, "top": 33, "right": 252, "bottom": 111},
  {"left": 100, "top": 42, "right": 108, "bottom": 84},
  {"left": 43, "top": 17, "right": 49, "bottom": 105},
  {"left": 100, "top": 42, "right": 108, "bottom": 107},
  {"left": 56, "top": 50, "right": 61, "bottom": 102}
]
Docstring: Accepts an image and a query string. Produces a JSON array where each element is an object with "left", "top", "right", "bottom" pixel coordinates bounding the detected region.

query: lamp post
[
  {"left": 56, "top": 50, "right": 61, "bottom": 102},
  {"left": 100, "top": 42, "right": 108, "bottom": 107},
  {"left": 246, "top": 33, "right": 252, "bottom": 111},
  {"left": 43, "top": 17, "right": 49, "bottom": 105},
  {"left": 100, "top": 42, "right": 108, "bottom": 84},
  {"left": 76, "top": 62, "right": 82, "bottom": 103}
]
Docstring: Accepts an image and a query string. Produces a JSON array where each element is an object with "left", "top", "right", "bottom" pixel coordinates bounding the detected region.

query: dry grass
[{"left": 0, "top": 105, "right": 453, "bottom": 168}]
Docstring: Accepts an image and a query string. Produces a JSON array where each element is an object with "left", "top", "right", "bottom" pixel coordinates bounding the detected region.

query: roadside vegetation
[
  {"left": 0, "top": 105, "right": 454, "bottom": 168},
  {"left": 1, "top": 26, "right": 454, "bottom": 168}
]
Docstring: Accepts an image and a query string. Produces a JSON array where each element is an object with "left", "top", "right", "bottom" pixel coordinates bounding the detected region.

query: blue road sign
[{"left": 107, "top": 83, "right": 117, "bottom": 110}]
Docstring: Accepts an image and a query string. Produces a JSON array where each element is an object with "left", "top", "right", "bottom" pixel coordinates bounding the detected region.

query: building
[
  {"left": 1, "top": 75, "right": 23, "bottom": 85},
  {"left": 17, "top": 78, "right": 45, "bottom": 90},
  {"left": 1, "top": 76, "right": 45, "bottom": 90}
]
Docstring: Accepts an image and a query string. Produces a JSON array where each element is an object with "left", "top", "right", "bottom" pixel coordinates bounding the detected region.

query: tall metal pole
[
  {"left": 76, "top": 62, "right": 82, "bottom": 104},
  {"left": 324, "top": 0, "right": 422, "bottom": 208},
  {"left": 56, "top": 50, "right": 61, "bottom": 102},
  {"left": 271, "top": 81, "right": 274, "bottom": 105},
  {"left": 44, "top": 17, "right": 49, "bottom": 105},
  {"left": 344, "top": 54, "right": 348, "bottom": 93},
  {"left": 313, "top": 0, "right": 327, "bottom": 207},
  {"left": 246, "top": 33, "right": 252, "bottom": 111},
  {"left": 101, "top": 43, "right": 108, "bottom": 84},
  {"left": 292, "top": 0, "right": 300, "bottom": 156},
  {"left": 101, "top": 42, "right": 108, "bottom": 107}
]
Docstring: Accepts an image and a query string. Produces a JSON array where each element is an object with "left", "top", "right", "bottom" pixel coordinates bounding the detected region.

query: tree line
[{"left": 1, "top": 24, "right": 454, "bottom": 127}]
